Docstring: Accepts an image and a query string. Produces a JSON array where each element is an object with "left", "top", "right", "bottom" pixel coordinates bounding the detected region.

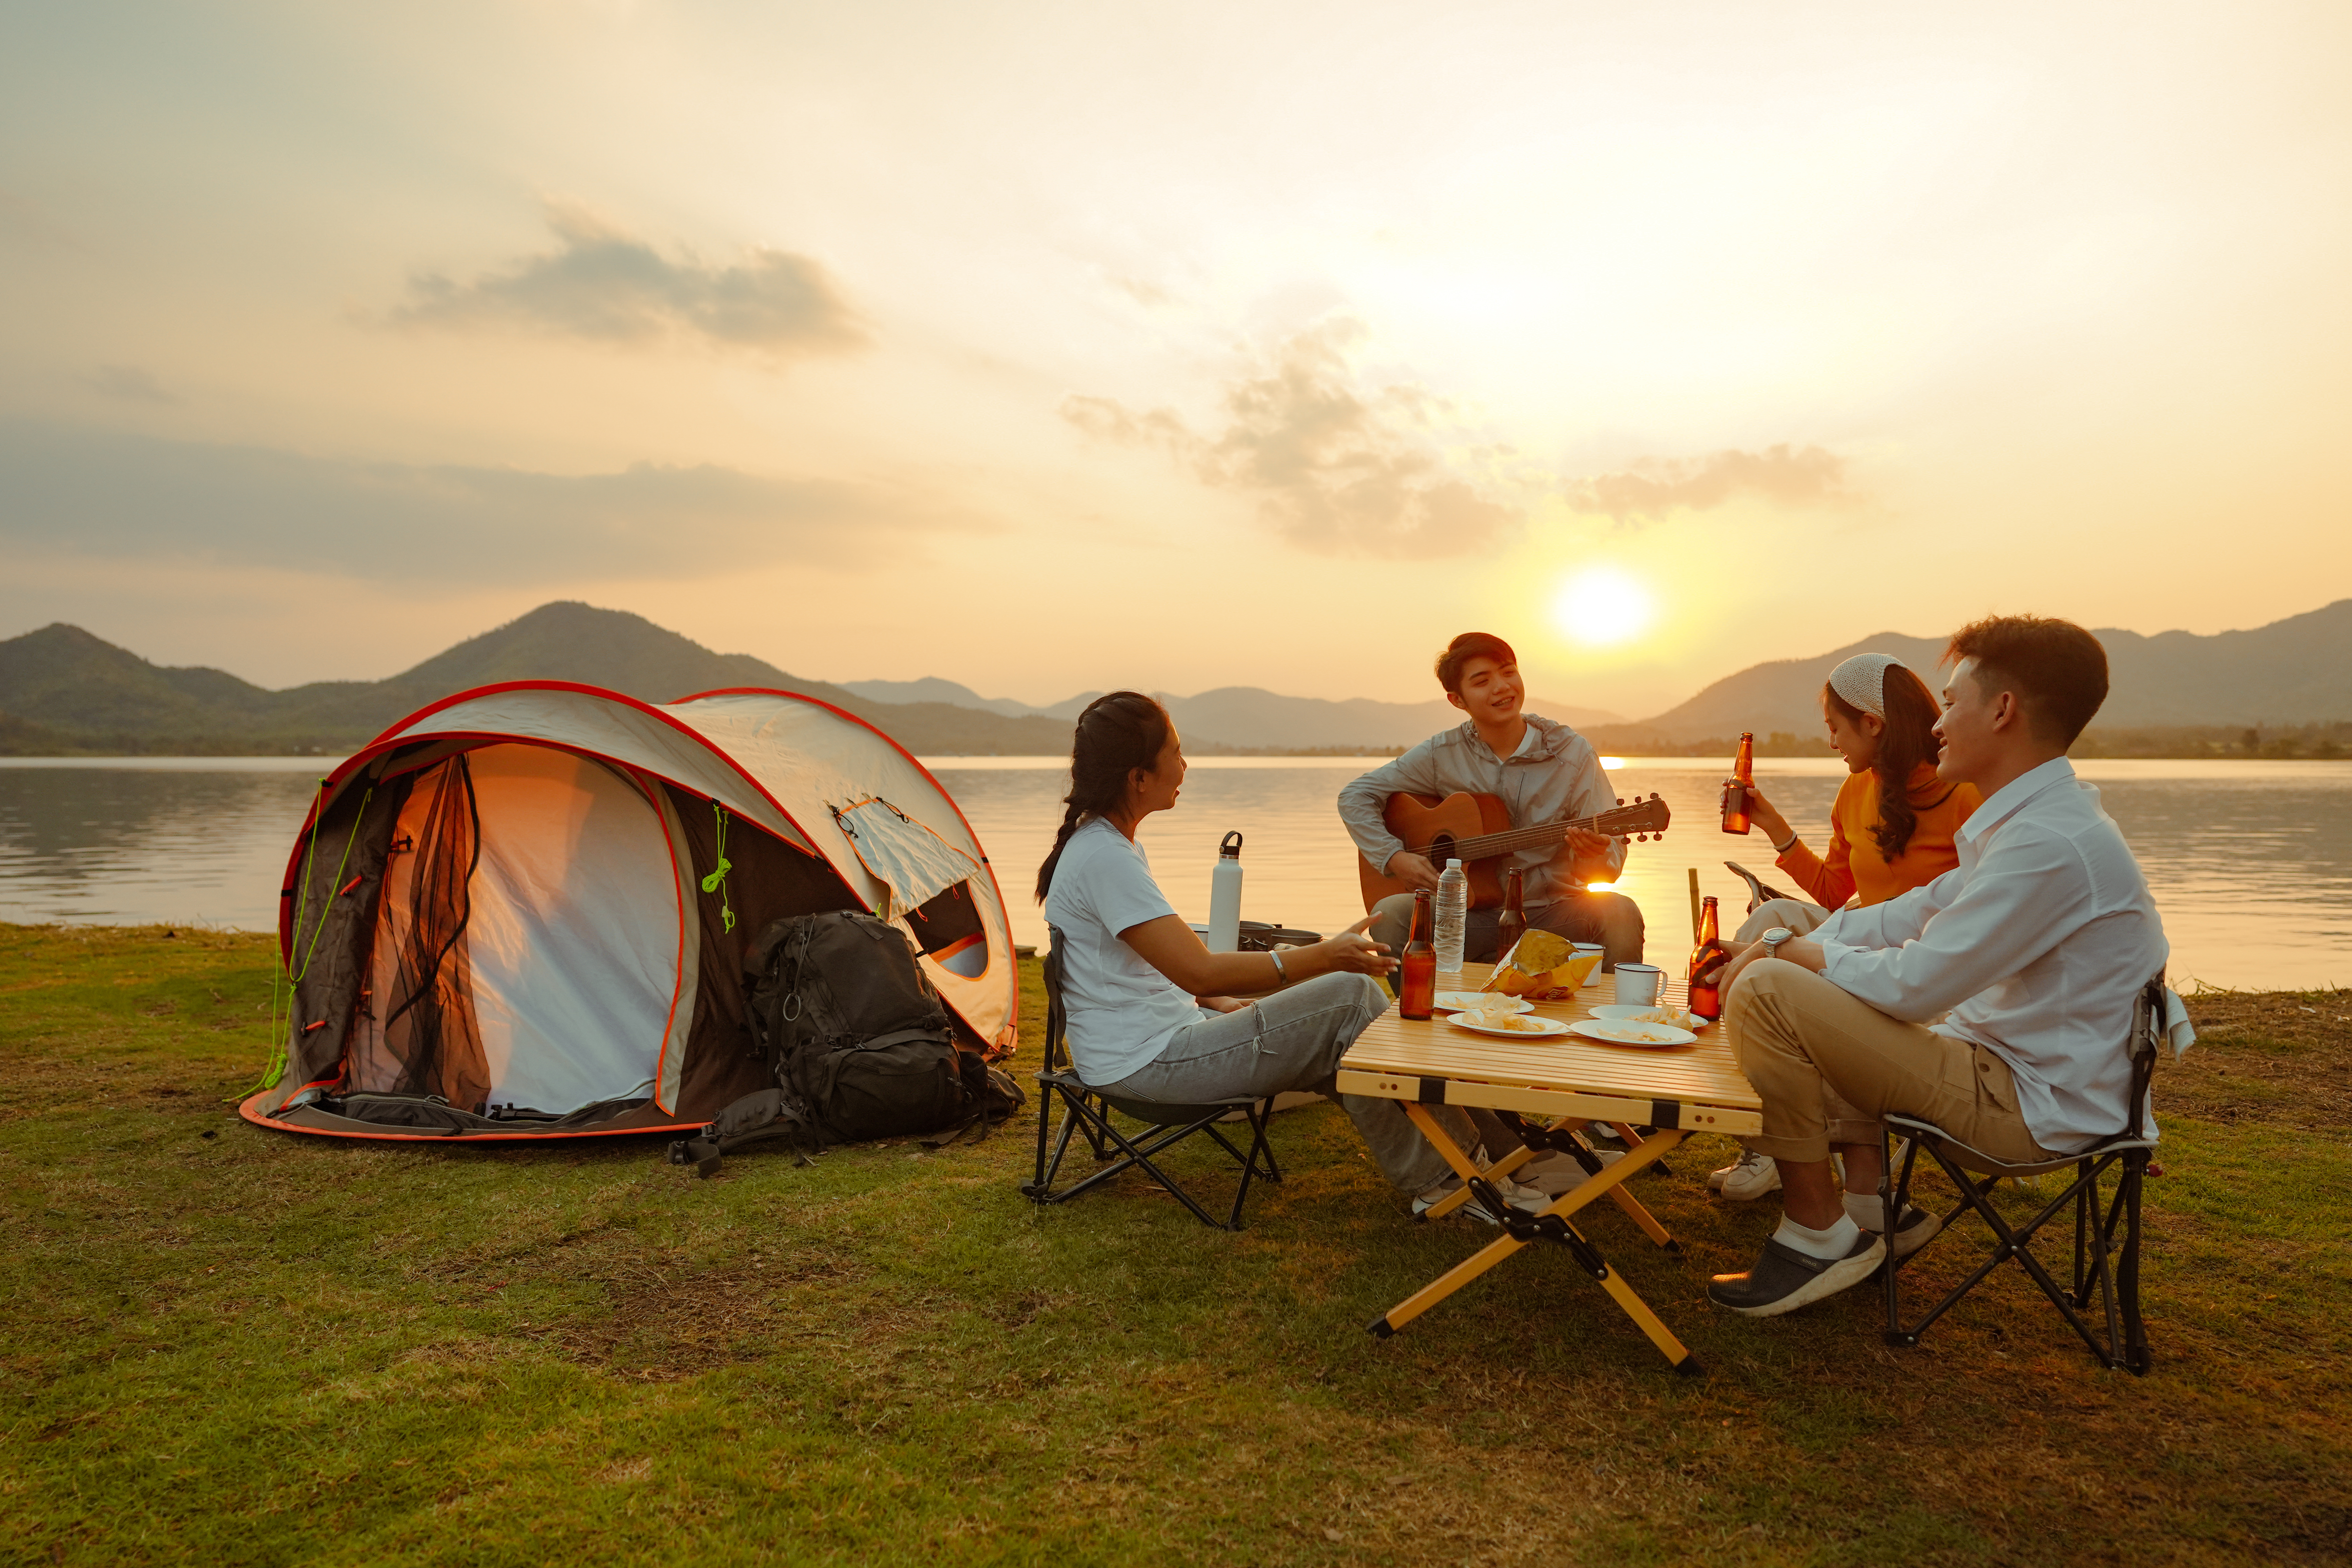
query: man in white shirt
[{"left": 1698, "top": 615, "right": 2167, "bottom": 1318}]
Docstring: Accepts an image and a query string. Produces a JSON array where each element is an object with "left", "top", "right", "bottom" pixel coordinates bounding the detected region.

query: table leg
[
  {"left": 1403, "top": 1103, "right": 1536, "bottom": 1221},
  {"left": 1369, "top": 1123, "right": 1700, "bottom": 1370},
  {"left": 1586, "top": 1127, "right": 1681, "bottom": 1250}
]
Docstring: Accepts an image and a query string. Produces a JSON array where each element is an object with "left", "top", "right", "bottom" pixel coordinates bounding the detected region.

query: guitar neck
[{"left": 1418, "top": 813, "right": 1609, "bottom": 863}]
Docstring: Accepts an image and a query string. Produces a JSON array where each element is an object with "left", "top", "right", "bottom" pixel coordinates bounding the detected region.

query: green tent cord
[
  {"left": 236, "top": 781, "right": 372, "bottom": 1102},
  {"left": 701, "top": 802, "right": 736, "bottom": 933}
]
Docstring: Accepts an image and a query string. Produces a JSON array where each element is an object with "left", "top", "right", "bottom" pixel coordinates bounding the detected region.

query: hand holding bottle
[{"left": 1731, "top": 782, "right": 1792, "bottom": 849}]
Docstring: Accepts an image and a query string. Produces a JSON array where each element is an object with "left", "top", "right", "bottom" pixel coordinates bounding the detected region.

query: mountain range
[
  {"left": 1619, "top": 598, "right": 2352, "bottom": 744},
  {"left": 0, "top": 604, "right": 1071, "bottom": 757},
  {"left": 839, "top": 677, "right": 1621, "bottom": 750},
  {"left": 2, "top": 597, "right": 2347, "bottom": 757}
]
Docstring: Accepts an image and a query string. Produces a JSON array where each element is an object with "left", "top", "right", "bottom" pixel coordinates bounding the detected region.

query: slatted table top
[{"left": 1339, "top": 963, "right": 1762, "bottom": 1120}]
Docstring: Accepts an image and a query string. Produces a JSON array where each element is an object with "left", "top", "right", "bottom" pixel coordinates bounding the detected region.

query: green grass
[{"left": 3, "top": 924, "right": 2348, "bottom": 1565}]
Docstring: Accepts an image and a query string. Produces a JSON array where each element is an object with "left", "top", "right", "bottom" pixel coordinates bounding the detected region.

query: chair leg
[
  {"left": 2068, "top": 1158, "right": 2125, "bottom": 1366},
  {"left": 1969, "top": 1158, "right": 2128, "bottom": 1367},
  {"left": 1882, "top": 1123, "right": 1909, "bottom": 1345},
  {"left": 1028, "top": 1073, "right": 1055, "bottom": 1195},
  {"left": 1022, "top": 1085, "right": 1087, "bottom": 1200},
  {"left": 1221, "top": 1101, "right": 1276, "bottom": 1229},
  {"left": 2072, "top": 1156, "right": 2092, "bottom": 1300},
  {"left": 2119, "top": 1151, "right": 2151, "bottom": 1374}
]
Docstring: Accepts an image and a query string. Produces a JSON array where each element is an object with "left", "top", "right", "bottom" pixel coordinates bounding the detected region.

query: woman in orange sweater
[{"left": 1711, "top": 652, "right": 1980, "bottom": 1199}]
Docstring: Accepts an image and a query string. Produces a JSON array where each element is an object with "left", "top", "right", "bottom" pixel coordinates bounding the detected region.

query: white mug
[
  {"left": 1572, "top": 943, "right": 1606, "bottom": 983},
  {"left": 1614, "top": 963, "right": 1665, "bottom": 1006}
]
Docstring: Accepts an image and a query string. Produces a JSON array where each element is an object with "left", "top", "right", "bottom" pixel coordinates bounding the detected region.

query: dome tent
[{"left": 239, "top": 682, "right": 1017, "bottom": 1142}]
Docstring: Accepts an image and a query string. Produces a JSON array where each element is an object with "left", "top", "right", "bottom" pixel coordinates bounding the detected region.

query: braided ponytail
[{"left": 1034, "top": 690, "right": 1172, "bottom": 903}]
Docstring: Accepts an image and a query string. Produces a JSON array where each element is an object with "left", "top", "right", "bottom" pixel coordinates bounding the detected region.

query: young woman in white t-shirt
[{"left": 1037, "top": 692, "right": 1544, "bottom": 1217}]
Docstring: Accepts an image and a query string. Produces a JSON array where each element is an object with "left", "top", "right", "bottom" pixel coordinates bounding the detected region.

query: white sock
[
  {"left": 1843, "top": 1192, "right": 1885, "bottom": 1231},
  {"left": 1774, "top": 1213, "right": 1861, "bottom": 1261}
]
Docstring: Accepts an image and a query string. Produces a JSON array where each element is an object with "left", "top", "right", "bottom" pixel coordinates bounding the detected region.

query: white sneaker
[
  {"left": 1514, "top": 1151, "right": 1590, "bottom": 1196},
  {"left": 1709, "top": 1148, "right": 1781, "bottom": 1200},
  {"left": 1412, "top": 1173, "right": 1550, "bottom": 1223}
]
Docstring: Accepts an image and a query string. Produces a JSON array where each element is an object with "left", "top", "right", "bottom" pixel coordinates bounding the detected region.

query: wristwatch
[{"left": 1760, "top": 926, "right": 1794, "bottom": 962}]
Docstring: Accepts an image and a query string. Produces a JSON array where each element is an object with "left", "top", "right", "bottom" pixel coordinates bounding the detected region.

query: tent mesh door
[{"left": 376, "top": 754, "right": 491, "bottom": 1112}]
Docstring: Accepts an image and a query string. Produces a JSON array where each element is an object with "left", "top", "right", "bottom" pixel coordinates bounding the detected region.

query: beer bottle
[
  {"left": 1721, "top": 731, "right": 1755, "bottom": 835},
  {"left": 1687, "top": 894, "right": 1726, "bottom": 1020},
  {"left": 1399, "top": 890, "right": 1438, "bottom": 1021},
  {"left": 1495, "top": 867, "right": 1528, "bottom": 964}
]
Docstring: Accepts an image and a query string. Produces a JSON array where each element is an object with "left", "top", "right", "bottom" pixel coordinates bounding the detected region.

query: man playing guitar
[{"left": 1339, "top": 632, "right": 1646, "bottom": 970}]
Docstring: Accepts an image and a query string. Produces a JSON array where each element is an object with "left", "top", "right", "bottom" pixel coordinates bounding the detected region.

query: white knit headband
[{"left": 1828, "top": 653, "right": 1906, "bottom": 720}]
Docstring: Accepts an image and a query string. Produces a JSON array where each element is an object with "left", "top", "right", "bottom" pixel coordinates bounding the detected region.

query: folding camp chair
[
  {"left": 1018, "top": 925, "right": 1282, "bottom": 1230},
  {"left": 1880, "top": 975, "right": 2170, "bottom": 1373}
]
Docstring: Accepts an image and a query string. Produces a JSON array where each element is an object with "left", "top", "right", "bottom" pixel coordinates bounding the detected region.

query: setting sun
[{"left": 1552, "top": 566, "right": 1656, "bottom": 647}]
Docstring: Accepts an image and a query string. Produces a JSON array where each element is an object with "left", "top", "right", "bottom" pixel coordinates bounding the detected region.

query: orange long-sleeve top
[{"left": 1776, "top": 763, "right": 1981, "bottom": 909}]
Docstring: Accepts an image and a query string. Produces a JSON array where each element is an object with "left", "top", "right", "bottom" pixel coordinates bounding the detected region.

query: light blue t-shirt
[{"left": 1043, "top": 818, "right": 1203, "bottom": 1086}]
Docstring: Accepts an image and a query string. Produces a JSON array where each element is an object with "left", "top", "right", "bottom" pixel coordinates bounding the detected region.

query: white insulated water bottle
[
  {"left": 1435, "top": 858, "right": 1468, "bottom": 980},
  {"left": 1207, "top": 831, "right": 1245, "bottom": 952}
]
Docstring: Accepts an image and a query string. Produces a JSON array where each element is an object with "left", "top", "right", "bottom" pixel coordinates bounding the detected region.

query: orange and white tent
[{"left": 240, "top": 682, "right": 1016, "bottom": 1142}]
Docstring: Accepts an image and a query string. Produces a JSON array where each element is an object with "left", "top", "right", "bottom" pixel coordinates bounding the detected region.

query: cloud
[
  {"left": 1566, "top": 444, "right": 1850, "bottom": 522},
  {"left": 1063, "top": 319, "right": 1518, "bottom": 557},
  {"left": 86, "top": 365, "right": 179, "bottom": 405},
  {"left": 389, "top": 203, "right": 865, "bottom": 357},
  {"left": 0, "top": 420, "right": 960, "bottom": 585}
]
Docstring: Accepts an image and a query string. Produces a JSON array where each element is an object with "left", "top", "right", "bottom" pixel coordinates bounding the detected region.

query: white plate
[
  {"left": 1433, "top": 992, "right": 1532, "bottom": 1014},
  {"left": 1569, "top": 1018, "right": 1698, "bottom": 1049},
  {"left": 1591, "top": 1004, "right": 1709, "bottom": 1030},
  {"left": 1446, "top": 1013, "right": 1573, "bottom": 1040}
]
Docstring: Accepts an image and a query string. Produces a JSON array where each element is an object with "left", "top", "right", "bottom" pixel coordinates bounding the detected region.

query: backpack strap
[
  {"left": 916, "top": 1061, "right": 1028, "bottom": 1150},
  {"left": 665, "top": 1086, "right": 824, "bottom": 1178}
]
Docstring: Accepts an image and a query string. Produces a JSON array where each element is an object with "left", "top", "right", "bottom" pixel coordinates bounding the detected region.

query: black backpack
[{"left": 668, "top": 910, "right": 1021, "bottom": 1176}]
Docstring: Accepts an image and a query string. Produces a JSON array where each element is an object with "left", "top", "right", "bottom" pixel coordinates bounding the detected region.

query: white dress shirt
[{"left": 1814, "top": 757, "right": 2168, "bottom": 1153}]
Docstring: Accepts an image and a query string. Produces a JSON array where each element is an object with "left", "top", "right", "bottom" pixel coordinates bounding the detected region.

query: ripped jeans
[{"left": 1090, "top": 971, "right": 1474, "bottom": 1194}]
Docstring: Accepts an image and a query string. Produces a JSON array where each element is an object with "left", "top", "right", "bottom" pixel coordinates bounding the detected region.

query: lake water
[{"left": 2, "top": 755, "right": 2346, "bottom": 992}]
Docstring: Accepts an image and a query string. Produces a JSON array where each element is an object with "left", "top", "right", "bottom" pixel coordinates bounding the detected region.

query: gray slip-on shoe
[
  {"left": 1706, "top": 1230, "right": 1887, "bottom": 1318},
  {"left": 1878, "top": 1204, "right": 1942, "bottom": 1262}
]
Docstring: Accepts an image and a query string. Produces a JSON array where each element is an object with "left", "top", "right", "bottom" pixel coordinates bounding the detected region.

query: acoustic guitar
[{"left": 1356, "top": 792, "right": 1672, "bottom": 911}]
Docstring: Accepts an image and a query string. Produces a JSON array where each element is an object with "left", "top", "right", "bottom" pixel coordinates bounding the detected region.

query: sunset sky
[{"left": 4, "top": 1, "right": 2348, "bottom": 719}]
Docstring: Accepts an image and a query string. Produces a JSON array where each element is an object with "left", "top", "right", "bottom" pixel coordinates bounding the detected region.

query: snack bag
[{"left": 1484, "top": 931, "right": 1602, "bottom": 996}]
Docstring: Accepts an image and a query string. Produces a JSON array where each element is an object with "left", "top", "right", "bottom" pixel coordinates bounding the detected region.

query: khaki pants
[
  {"left": 1732, "top": 897, "right": 1835, "bottom": 943},
  {"left": 1725, "top": 960, "right": 2055, "bottom": 1167}
]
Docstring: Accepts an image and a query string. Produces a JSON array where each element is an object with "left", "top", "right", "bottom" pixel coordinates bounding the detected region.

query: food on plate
[
  {"left": 1483, "top": 932, "right": 1604, "bottom": 997},
  {"left": 1458, "top": 1007, "right": 1548, "bottom": 1033},
  {"left": 1625, "top": 1005, "right": 1697, "bottom": 1026}
]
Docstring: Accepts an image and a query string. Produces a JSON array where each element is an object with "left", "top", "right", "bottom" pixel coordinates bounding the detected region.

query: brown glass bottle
[
  {"left": 1721, "top": 731, "right": 1755, "bottom": 834},
  {"left": 1687, "top": 895, "right": 1726, "bottom": 1020},
  {"left": 1399, "top": 890, "right": 1437, "bottom": 1020},
  {"left": 1494, "top": 868, "right": 1528, "bottom": 964}
]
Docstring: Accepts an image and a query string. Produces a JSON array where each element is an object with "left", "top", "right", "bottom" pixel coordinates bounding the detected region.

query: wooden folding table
[{"left": 1336, "top": 964, "right": 1763, "bottom": 1374}]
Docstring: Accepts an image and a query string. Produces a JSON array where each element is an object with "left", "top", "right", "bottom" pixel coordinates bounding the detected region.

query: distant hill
[
  {"left": 840, "top": 677, "right": 1044, "bottom": 719},
  {"left": 0, "top": 603, "right": 1073, "bottom": 757},
  {"left": 842, "top": 676, "right": 1622, "bottom": 749},
  {"left": 1623, "top": 600, "right": 2352, "bottom": 743}
]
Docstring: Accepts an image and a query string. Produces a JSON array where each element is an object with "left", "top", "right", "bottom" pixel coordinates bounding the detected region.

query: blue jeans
[{"left": 1091, "top": 971, "right": 1472, "bottom": 1194}]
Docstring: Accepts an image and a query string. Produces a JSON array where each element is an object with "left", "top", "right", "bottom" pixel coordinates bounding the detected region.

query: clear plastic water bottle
[{"left": 1435, "top": 858, "right": 1468, "bottom": 981}]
